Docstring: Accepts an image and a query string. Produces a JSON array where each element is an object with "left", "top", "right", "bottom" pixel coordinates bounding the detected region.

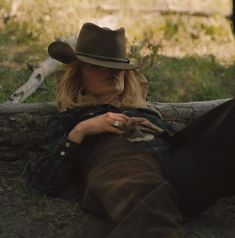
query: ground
[{"left": 1, "top": 159, "right": 235, "bottom": 238}]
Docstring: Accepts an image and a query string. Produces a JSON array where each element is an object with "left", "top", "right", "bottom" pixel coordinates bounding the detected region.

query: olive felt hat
[{"left": 48, "top": 22, "right": 139, "bottom": 69}]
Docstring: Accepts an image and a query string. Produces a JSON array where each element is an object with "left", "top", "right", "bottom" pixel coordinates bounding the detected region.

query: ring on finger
[{"left": 113, "top": 120, "right": 121, "bottom": 128}]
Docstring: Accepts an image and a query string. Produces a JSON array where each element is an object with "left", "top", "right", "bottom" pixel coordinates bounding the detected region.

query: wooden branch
[
  {"left": 6, "top": 58, "right": 61, "bottom": 103},
  {"left": 6, "top": 35, "right": 78, "bottom": 104}
]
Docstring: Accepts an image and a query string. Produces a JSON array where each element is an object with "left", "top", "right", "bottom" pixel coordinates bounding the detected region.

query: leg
[
  {"left": 82, "top": 136, "right": 185, "bottom": 238},
  {"left": 107, "top": 181, "right": 184, "bottom": 238},
  {"left": 169, "top": 98, "right": 235, "bottom": 217}
]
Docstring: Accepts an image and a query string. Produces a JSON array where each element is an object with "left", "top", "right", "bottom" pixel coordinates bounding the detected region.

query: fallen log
[{"left": 0, "top": 99, "right": 228, "bottom": 163}]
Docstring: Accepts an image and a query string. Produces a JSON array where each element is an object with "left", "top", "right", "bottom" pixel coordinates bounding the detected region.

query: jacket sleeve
[{"left": 23, "top": 113, "right": 82, "bottom": 198}]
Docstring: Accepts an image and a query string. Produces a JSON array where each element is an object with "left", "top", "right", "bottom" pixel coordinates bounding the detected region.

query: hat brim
[{"left": 48, "top": 41, "right": 140, "bottom": 70}]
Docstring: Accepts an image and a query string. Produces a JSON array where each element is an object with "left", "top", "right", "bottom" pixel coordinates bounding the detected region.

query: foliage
[
  {"left": 128, "top": 37, "right": 235, "bottom": 102},
  {"left": 0, "top": 0, "right": 235, "bottom": 103}
]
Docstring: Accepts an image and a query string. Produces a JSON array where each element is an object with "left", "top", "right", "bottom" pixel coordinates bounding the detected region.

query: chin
[
  {"left": 104, "top": 87, "right": 124, "bottom": 94},
  {"left": 93, "top": 86, "right": 124, "bottom": 96}
]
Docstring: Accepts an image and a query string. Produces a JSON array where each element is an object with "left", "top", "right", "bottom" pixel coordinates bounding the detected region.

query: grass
[
  {"left": 0, "top": 176, "right": 83, "bottom": 238},
  {"left": 145, "top": 55, "right": 234, "bottom": 102},
  {"left": 0, "top": 0, "right": 235, "bottom": 104}
]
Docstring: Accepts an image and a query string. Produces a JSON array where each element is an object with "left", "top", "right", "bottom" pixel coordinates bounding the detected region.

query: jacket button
[
  {"left": 65, "top": 142, "right": 70, "bottom": 148},
  {"left": 60, "top": 151, "right": 66, "bottom": 156}
]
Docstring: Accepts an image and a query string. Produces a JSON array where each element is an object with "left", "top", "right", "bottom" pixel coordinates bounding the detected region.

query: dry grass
[
  {"left": 1, "top": 0, "right": 234, "bottom": 63},
  {"left": 0, "top": 0, "right": 235, "bottom": 103}
]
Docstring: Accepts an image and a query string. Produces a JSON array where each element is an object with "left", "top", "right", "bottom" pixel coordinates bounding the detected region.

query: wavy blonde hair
[{"left": 56, "top": 61, "right": 148, "bottom": 111}]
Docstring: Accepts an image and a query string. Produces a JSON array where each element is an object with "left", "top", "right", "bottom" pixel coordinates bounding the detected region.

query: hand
[
  {"left": 68, "top": 112, "right": 159, "bottom": 144},
  {"left": 131, "top": 117, "right": 164, "bottom": 133},
  {"left": 126, "top": 117, "right": 162, "bottom": 132},
  {"left": 68, "top": 112, "right": 132, "bottom": 144}
]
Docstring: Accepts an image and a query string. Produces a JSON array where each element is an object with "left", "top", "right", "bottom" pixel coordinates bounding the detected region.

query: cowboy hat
[{"left": 48, "top": 22, "right": 140, "bottom": 69}]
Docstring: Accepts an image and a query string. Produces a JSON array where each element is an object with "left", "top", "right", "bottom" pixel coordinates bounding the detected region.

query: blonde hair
[{"left": 56, "top": 61, "right": 148, "bottom": 111}]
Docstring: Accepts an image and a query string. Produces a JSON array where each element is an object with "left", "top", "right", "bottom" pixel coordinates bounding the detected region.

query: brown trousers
[
  {"left": 168, "top": 97, "right": 235, "bottom": 217},
  {"left": 80, "top": 137, "right": 185, "bottom": 238}
]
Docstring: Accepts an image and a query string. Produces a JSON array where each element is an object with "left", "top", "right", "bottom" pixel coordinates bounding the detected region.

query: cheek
[
  {"left": 82, "top": 72, "right": 101, "bottom": 90},
  {"left": 83, "top": 78, "right": 96, "bottom": 89},
  {"left": 83, "top": 81, "right": 103, "bottom": 95},
  {"left": 82, "top": 76, "right": 110, "bottom": 96}
]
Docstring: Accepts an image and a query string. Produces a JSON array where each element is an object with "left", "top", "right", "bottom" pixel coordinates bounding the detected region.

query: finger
[
  {"left": 104, "top": 116, "right": 127, "bottom": 128},
  {"left": 105, "top": 112, "right": 130, "bottom": 121},
  {"left": 106, "top": 125, "right": 125, "bottom": 135},
  {"left": 141, "top": 119, "right": 154, "bottom": 127},
  {"left": 130, "top": 117, "right": 148, "bottom": 124},
  {"left": 112, "top": 116, "right": 129, "bottom": 123},
  {"left": 141, "top": 120, "right": 164, "bottom": 133},
  {"left": 106, "top": 114, "right": 131, "bottom": 128}
]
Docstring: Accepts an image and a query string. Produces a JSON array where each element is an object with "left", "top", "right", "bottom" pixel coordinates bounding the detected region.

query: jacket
[{"left": 24, "top": 104, "right": 177, "bottom": 199}]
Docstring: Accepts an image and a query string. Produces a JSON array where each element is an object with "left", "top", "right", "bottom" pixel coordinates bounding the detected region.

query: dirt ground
[
  {"left": 0, "top": 160, "right": 83, "bottom": 238},
  {"left": 1, "top": 159, "right": 235, "bottom": 238}
]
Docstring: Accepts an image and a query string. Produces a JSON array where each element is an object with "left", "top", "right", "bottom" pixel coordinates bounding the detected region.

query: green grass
[
  {"left": 0, "top": 0, "right": 235, "bottom": 104},
  {"left": 16, "top": 54, "right": 234, "bottom": 104},
  {"left": 0, "top": 177, "right": 82, "bottom": 238},
  {"left": 128, "top": 38, "right": 235, "bottom": 102},
  {"left": 144, "top": 56, "right": 234, "bottom": 102},
  {"left": 24, "top": 74, "right": 58, "bottom": 103}
]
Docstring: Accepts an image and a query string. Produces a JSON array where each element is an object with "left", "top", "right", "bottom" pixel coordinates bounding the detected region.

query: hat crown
[{"left": 76, "top": 23, "right": 126, "bottom": 59}]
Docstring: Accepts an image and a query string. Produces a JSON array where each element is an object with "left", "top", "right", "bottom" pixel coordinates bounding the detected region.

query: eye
[{"left": 111, "top": 69, "right": 122, "bottom": 75}]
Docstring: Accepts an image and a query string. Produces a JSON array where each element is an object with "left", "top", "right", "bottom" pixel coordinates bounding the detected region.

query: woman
[{"left": 26, "top": 22, "right": 235, "bottom": 238}]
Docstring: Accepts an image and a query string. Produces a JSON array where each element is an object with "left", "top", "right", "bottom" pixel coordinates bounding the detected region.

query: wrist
[{"left": 68, "top": 124, "right": 85, "bottom": 144}]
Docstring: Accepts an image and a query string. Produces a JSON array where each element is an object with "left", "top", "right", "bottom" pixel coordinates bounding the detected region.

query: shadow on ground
[{"left": 1, "top": 159, "right": 235, "bottom": 238}]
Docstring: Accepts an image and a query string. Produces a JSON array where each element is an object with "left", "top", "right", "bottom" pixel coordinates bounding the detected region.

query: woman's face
[{"left": 81, "top": 63, "right": 125, "bottom": 96}]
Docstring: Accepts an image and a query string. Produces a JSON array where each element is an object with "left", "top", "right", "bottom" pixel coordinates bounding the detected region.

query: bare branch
[{"left": 6, "top": 58, "right": 61, "bottom": 103}]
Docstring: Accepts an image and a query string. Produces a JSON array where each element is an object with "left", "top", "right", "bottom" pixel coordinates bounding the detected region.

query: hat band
[{"left": 76, "top": 51, "right": 130, "bottom": 63}]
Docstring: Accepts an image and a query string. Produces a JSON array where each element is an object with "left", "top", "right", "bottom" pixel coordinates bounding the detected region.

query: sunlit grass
[{"left": 0, "top": 0, "right": 235, "bottom": 103}]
